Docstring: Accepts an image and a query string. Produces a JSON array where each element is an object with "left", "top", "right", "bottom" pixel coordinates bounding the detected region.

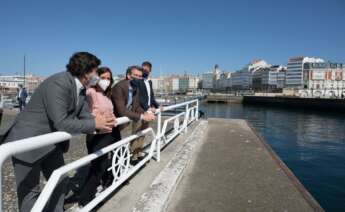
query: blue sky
[{"left": 0, "top": 0, "right": 344, "bottom": 77}]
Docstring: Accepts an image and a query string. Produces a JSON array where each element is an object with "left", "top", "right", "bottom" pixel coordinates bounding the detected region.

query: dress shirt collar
[{"left": 74, "top": 77, "right": 84, "bottom": 95}]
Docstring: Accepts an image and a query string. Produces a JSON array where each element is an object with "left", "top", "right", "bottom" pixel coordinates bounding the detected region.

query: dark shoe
[
  {"left": 130, "top": 159, "right": 140, "bottom": 166},
  {"left": 124, "top": 179, "right": 130, "bottom": 185},
  {"left": 64, "top": 193, "right": 80, "bottom": 204}
]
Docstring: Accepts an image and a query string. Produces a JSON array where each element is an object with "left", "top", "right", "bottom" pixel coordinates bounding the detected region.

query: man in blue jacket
[{"left": 17, "top": 85, "right": 28, "bottom": 111}]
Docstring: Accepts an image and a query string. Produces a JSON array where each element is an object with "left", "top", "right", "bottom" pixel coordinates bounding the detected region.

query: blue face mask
[{"left": 142, "top": 71, "right": 149, "bottom": 79}]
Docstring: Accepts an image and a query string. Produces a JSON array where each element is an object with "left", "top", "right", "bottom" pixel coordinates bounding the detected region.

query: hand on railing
[
  {"left": 149, "top": 105, "right": 164, "bottom": 114},
  {"left": 148, "top": 107, "right": 156, "bottom": 113},
  {"left": 142, "top": 112, "right": 156, "bottom": 122},
  {"left": 95, "top": 113, "right": 116, "bottom": 132}
]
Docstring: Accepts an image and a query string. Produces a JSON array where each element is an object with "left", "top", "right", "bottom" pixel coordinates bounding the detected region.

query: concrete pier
[
  {"left": 0, "top": 111, "right": 323, "bottom": 211},
  {"left": 165, "top": 119, "right": 323, "bottom": 212},
  {"left": 206, "top": 94, "right": 243, "bottom": 103},
  {"left": 101, "top": 118, "right": 323, "bottom": 212},
  {"left": 243, "top": 96, "right": 345, "bottom": 111},
  {"left": 205, "top": 95, "right": 345, "bottom": 111}
]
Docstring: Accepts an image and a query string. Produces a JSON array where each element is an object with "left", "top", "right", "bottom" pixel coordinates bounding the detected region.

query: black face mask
[
  {"left": 142, "top": 71, "right": 149, "bottom": 79},
  {"left": 130, "top": 78, "right": 141, "bottom": 88}
]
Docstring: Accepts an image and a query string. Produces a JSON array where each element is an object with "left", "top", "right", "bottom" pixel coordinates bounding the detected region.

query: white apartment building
[
  {"left": 150, "top": 77, "right": 165, "bottom": 92},
  {"left": 202, "top": 72, "right": 214, "bottom": 89},
  {"left": 188, "top": 76, "right": 200, "bottom": 90},
  {"left": 286, "top": 56, "right": 324, "bottom": 89},
  {"left": 231, "top": 59, "right": 270, "bottom": 90},
  {"left": 0, "top": 74, "right": 44, "bottom": 94},
  {"left": 215, "top": 72, "right": 232, "bottom": 90},
  {"left": 172, "top": 78, "right": 180, "bottom": 92},
  {"left": 252, "top": 65, "right": 286, "bottom": 92}
]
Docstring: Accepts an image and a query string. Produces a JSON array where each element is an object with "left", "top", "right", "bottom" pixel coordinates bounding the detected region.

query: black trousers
[
  {"left": 79, "top": 128, "right": 121, "bottom": 206},
  {"left": 12, "top": 148, "right": 68, "bottom": 212},
  {"left": 18, "top": 99, "right": 26, "bottom": 111}
]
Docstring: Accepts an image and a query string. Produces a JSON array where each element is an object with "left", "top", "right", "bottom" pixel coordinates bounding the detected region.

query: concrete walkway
[
  {"left": 97, "top": 121, "right": 203, "bottom": 212},
  {"left": 166, "top": 118, "right": 323, "bottom": 212},
  {"left": 96, "top": 118, "right": 323, "bottom": 212}
]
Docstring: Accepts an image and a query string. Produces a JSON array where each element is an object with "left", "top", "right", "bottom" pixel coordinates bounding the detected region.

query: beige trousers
[{"left": 130, "top": 120, "right": 149, "bottom": 160}]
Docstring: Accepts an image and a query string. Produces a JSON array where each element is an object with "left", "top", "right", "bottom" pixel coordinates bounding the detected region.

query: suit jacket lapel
[
  {"left": 76, "top": 89, "right": 86, "bottom": 115},
  {"left": 67, "top": 71, "right": 78, "bottom": 108},
  {"left": 124, "top": 80, "right": 129, "bottom": 105}
]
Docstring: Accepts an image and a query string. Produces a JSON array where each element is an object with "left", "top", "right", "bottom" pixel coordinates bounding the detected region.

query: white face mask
[{"left": 98, "top": 79, "right": 111, "bottom": 91}]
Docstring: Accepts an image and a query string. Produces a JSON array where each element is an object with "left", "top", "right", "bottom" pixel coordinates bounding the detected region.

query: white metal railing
[{"left": 0, "top": 99, "right": 199, "bottom": 212}]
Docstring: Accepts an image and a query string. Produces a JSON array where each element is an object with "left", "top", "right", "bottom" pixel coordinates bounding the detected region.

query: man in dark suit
[
  {"left": 111, "top": 66, "right": 155, "bottom": 162},
  {"left": 125, "top": 62, "right": 161, "bottom": 162},
  {"left": 2, "top": 52, "right": 116, "bottom": 212},
  {"left": 17, "top": 85, "right": 28, "bottom": 111},
  {"left": 140, "top": 61, "right": 160, "bottom": 112}
]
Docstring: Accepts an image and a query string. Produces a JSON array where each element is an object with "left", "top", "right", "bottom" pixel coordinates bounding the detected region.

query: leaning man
[{"left": 1, "top": 52, "right": 116, "bottom": 212}]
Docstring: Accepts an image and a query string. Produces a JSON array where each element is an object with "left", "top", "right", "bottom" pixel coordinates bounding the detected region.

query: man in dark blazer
[
  {"left": 17, "top": 85, "right": 28, "bottom": 111},
  {"left": 111, "top": 66, "right": 155, "bottom": 162},
  {"left": 140, "top": 61, "right": 160, "bottom": 112},
  {"left": 1, "top": 52, "right": 116, "bottom": 212},
  {"left": 126, "top": 62, "right": 160, "bottom": 162}
]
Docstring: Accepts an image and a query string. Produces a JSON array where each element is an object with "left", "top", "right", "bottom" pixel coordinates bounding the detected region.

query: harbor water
[{"left": 200, "top": 102, "right": 345, "bottom": 212}]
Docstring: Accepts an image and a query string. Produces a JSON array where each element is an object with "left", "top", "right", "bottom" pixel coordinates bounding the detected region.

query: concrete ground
[
  {"left": 166, "top": 118, "right": 323, "bottom": 212},
  {"left": 1, "top": 113, "right": 323, "bottom": 212},
  {"left": 97, "top": 121, "right": 201, "bottom": 212}
]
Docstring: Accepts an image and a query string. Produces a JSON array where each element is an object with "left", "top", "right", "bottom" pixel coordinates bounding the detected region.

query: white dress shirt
[
  {"left": 74, "top": 78, "right": 84, "bottom": 106},
  {"left": 144, "top": 79, "right": 151, "bottom": 107}
]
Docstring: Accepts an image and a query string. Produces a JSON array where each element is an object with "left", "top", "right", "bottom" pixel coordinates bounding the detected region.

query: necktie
[{"left": 127, "top": 86, "right": 133, "bottom": 109}]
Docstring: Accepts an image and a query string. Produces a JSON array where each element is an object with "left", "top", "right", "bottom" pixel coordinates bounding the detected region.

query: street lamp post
[{"left": 23, "top": 54, "right": 26, "bottom": 89}]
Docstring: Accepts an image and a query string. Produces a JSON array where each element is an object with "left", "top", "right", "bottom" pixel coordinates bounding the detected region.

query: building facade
[
  {"left": 286, "top": 57, "right": 324, "bottom": 89},
  {"left": 231, "top": 59, "right": 270, "bottom": 90},
  {"left": 178, "top": 77, "right": 189, "bottom": 93},
  {"left": 0, "top": 74, "right": 44, "bottom": 95},
  {"left": 172, "top": 77, "right": 180, "bottom": 93},
  {"left": 201, "top": 72, "right": 214, "bottom": 90},
  {"left": 299, "top": 62, "right": 345, "bottom": 98},
  {"left": 188, "top": 76, "right": 200, "bottom": 91},
  {"left": 215, "top": 72, "right": 232, "bottom": 91},
  {"left": 252, "top": 65, "right": 286, "bottom": 92}
]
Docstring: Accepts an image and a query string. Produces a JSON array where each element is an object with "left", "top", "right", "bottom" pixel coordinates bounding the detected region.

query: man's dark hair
[
  {"left": 66, "top": 52, "right": 101, "bottom": 77},
  {"left": 142, "top": 61, "right": 152, "bottom": 69},
  {"left": 126, "top": 65, "right": 143, "bottom": 80}
]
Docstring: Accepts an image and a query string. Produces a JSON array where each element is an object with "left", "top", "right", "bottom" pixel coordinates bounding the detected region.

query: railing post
[
  {"left": 174, "top": 118, "right": 179, "bottom": 134},
  {"left": 156, "top": 111, "right": 161, "bottom": 162},
  {"left": 0, "top": 159, "right": 4, "bottom": 212},
  {"left": 184, "top": 104, "right": 189, "bottom": 133},
  {"left": 196, "top": 100, "right": 199, "bottom": 120}
]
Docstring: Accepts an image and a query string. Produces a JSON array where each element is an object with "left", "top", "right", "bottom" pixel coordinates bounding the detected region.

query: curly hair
[{"left": 66, "top": 52, "right": 101, "bottom": 77}]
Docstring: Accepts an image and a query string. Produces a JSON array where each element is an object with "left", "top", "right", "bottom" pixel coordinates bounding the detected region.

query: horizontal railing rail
[
  {"left": 32, "top": 128, "right": 156, "bottom": 212},
  {"left": 0, "top": 99, "right": 199, "bottom": 212}
]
